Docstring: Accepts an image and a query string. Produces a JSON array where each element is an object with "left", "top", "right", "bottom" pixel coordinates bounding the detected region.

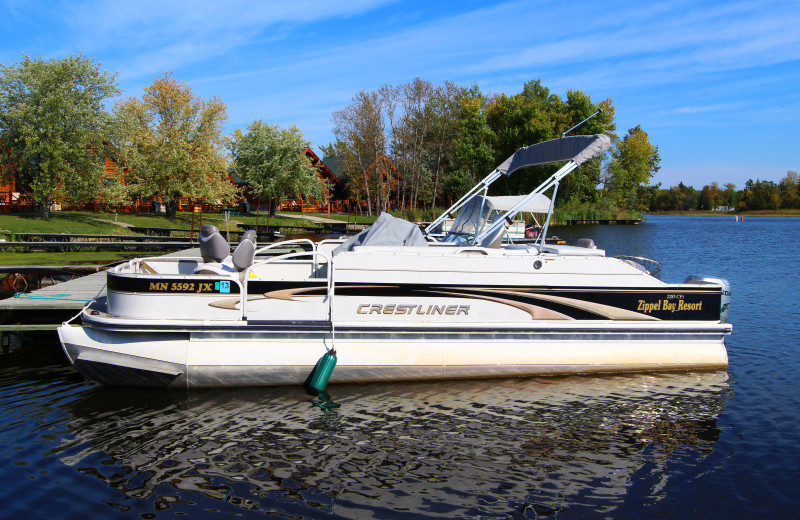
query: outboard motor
[
  {"left": 199, "top": 224, "right": 229, "bottom": 263},
  {"left": 684, "top": 275, "right": 732, "bottom": 323}
]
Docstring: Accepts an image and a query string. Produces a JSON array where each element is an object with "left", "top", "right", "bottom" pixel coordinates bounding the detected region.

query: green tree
[
  {"left": 484, "top": 80, "right": 615, "bottom": 199},
  {"left": 0, "top": 54, "right": 119, "bottom": 218},
  {"left": 742, "top": 179, "right": 780, "bottom": 210},
  {"left": 447, "top": 84, "right": 495, "bottom": 202},
  {"left": 99, "top": 175, "right": 133, "bottom": 211},
  {"left": 779, "top": 171, "right": 799, "bottom": 209},
  {"left": 111, "top": 73, "right": 235, "bottom": 217},
  {"left": 603, "top": 126, "right": 661, "bottom": 210},
  {"left": 723, "top": 182, "right": 738, "bottom": 209},
  {"left": 559, "top": 92, "right": 616, "bottom": 204},
  {"left": 699, "top": 182, "right": 722, "bottom": 210},
  {"left": 230, "top": 120, "right": 327, "bottom": 223}
]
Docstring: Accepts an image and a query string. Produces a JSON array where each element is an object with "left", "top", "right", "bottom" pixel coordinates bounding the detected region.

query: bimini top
[
  {"left": 485, "top": 194, "right": 551, "bottom": 214},
  {"left": 496, "top": 134, "right": 611, "bottom": 177},
  {"left": 428, "top": 134, "right": 612, "bottom": 245}
]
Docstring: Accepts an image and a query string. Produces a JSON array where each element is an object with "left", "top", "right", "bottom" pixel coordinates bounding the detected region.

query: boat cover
[
  {"left": 333, "top": 212, "right": 429, "bottom": 255},
  {"left": 496, "top": 134, "right": 611, "bottom": 177}
]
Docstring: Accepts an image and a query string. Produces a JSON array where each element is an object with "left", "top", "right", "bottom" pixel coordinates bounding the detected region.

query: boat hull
[{"left": 58, "top": 320, "right": 729, "bottom": 388}]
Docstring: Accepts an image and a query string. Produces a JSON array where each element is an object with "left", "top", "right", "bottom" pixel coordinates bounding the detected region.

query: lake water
[{"left": 1, "top": 215, "right": 799, "bottom": 518}]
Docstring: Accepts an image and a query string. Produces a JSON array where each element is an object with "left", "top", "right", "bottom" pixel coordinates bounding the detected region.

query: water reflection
[{"left": 55, "top": 372, "right": 729, "bottom": 517}]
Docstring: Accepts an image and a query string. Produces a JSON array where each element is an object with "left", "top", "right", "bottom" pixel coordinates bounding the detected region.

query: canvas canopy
[
  {"left": 333, "top": 212, "right": 428, "bottom": 255},
  {"left": 485, "top": 194, "right": 551, "bottom": 214},
  {"left": 496, "top": 134, "right": 611, "bottom": 177}
]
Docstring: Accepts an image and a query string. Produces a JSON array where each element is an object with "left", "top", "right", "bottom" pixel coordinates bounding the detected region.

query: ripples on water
[
  {"left": 1, "top": 343, "right": 729, "bottom": 519},
  {"left": 1, "top": 216, "right": 799, "bottom": 518}
]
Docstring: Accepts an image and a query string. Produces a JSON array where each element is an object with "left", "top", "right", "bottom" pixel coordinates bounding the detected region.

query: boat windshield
[{"left": 441, "top": 194, "right": 492, "bottom": 244}]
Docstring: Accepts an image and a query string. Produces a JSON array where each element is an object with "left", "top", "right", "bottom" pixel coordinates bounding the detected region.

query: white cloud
[{"left": 3, "top": 0, "right": 799, "bottom": 174}]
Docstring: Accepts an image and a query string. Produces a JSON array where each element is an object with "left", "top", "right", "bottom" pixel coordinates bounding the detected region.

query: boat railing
[
  {"left": 256, "top": 238, "right": 316, "bottom": 255},
  {"left": 254, "top": 238, "right": 316, "bottom": 255},
  {"left": 255, "top": 238, "right": 318, "bottom": 270},
  {"left": 241, "top": 249, "right": 334, "bottom": 321}
]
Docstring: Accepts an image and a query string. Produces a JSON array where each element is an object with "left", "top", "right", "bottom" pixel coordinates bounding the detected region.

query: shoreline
[{"left": 646, "top": 210, "right": 800, "bottom": 217}]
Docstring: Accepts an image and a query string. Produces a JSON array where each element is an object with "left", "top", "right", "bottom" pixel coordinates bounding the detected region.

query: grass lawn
[
  {"left": 102, "top": 210, "right": 321, "bottom": 229},
  {"left": 0, "top": 212, "right": 134, "bottom": 238},
  {"left": 69, "top": 211, "right": 231, "bottom": 229},
  {"left": 225, "top": 213, "right": 318, "bottom": 227},
  {"left": 0, "top": 211, "right": 330, "bottom": 240}
]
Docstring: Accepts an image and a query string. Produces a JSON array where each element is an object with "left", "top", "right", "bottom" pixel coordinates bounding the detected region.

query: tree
[
  {"left": 603, "top": 126, "right": 661, "bottom": 210},
  {"left": 111, "top": 73, "right": 236, "bottom": 217},
  {"left": 484, "top": 81, "right": 615, "bottom": 199},
  {"left": 780, "top": 171, "right": 799, "bottom": 209},
  {"left": 394, "top": 79, "right": 435, "bottom": 210},
  {"left": 99, "top": 174, "right": 133, "bottom": 212},
  {"left": 230, "top": 120, "right": 327, "bottom": 224},
  {"left": 723, "top": 182, "right": 738, "bottom": 209},
  {"left": 741, "top": 179, "right": 780, "bottom": 210},
  {"left": 0, "top": 54, "right": 119, "bottom": 218},
  {"left": 699, "top": 182, "right": 722, "bottom": 210},
  {"left": 559, "top": 92, "right": 616, "bottom": 204},
  {"left": 329, "top": 90, "right": 387, "bottom": 216},
  {"left": 448, "top": 84, "right": 495, "bottom": 203},
  {"left": 326, "top": 77, "right": 621, "bottom": 213}
]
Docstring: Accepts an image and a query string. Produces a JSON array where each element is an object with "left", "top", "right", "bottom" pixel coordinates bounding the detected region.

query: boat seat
[
  {"left": 479, "top": 218, "right": 509, "bottom": 249},
  {"left": 199, "top": 224, "right": 229, "bottom": 263},
  {"left": 194, "top": 263, "right": 238, "bottom": 277},
  {"left": 232, "top": 230, "right": 257, "bottom": 271},
  {"left": 576, "top": 238, "right": 597, "bottom": 249}
]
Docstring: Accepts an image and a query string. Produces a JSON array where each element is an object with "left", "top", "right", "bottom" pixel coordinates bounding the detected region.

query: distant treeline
[{"left": 648, "top": 172, "right": 800, "bottom": 211}]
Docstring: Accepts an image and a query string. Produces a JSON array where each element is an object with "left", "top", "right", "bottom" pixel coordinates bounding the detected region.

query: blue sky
[{"left": 2, "top": 0, "right": 798, "bottom": 188}]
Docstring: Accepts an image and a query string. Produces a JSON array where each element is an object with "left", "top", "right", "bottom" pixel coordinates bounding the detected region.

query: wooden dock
[
  {"left": 0, "top": 240, "right": 192, "bottom": 253},
  {"left": 15, "top": 233, "right": 195, "bottom": 242},
  {"left": 0, "top": 248, "right": 200, "bottom": 331}
]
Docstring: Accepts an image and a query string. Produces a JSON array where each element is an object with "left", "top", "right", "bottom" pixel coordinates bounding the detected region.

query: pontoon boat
[{"left": 58, "top": 134, "right": 731, "bottom": 388}]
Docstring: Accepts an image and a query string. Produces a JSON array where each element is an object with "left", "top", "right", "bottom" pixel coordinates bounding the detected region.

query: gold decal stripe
[
  {"left": 427, "top": 290, "right": 572, "bottom": 321},
  {"left": 495, "top": 290, "right": 660, "bottom": 321}
]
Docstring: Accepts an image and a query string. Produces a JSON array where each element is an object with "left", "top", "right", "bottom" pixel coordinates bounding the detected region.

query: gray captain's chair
[
  {"left": 232, "top": 229, "right": 257, "bottom": 271},
  {"left": 199, "top": 224, "right": 229, "bottom": 263},
  {"left": 478, "top": 216, "right": 510, "bottom": 249}
]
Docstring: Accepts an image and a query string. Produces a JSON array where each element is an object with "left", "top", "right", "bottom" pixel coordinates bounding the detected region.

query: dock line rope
[
  {"left": 62, "top": 281, "right": 109, "bottom": 326},
  {"left": 13, "top": 292, "right": 89, "bottom": 301}
]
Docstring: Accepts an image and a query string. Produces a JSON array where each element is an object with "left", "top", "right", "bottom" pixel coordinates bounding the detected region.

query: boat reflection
[{"left": 57, "top": 371, "right": 730, "bottom": 517}]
